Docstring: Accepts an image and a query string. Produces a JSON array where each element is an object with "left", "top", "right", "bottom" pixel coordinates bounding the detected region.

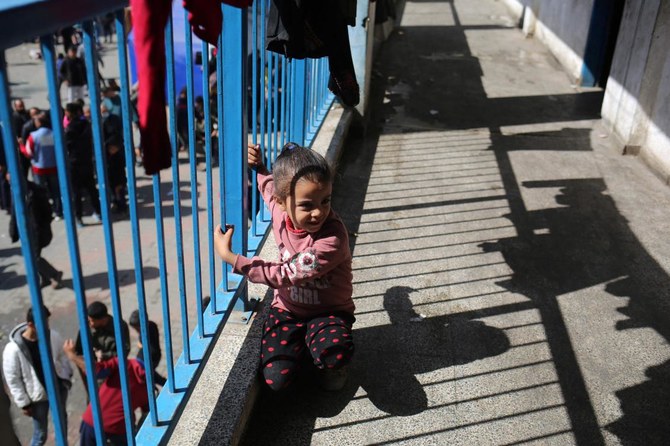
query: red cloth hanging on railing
[{"left": 130, "top": 0, "right": 252, "bottom": 175}]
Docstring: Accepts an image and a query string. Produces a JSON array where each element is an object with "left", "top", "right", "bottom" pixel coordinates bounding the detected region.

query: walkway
[{"left": 241, "top": 0, "right": 670, "bottom": 444}]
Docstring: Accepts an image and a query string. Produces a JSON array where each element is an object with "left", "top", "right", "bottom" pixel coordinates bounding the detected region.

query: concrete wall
[
  {"left": 502, "top": 0, "right": 670, "bottom": 181},
  {"left": 501, "top": 0, "right": 595, "bottom": 82},
  {"left": 601, "top": 0, "right": 670, "bottom": 181}
]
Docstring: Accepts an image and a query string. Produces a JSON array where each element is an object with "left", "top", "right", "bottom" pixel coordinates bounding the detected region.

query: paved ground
[
  {"left": 241, "top": 0, "right": 670, "bottom": 445},
  {"left": 1, "top": 37, "right": 213, "bottom": 444}
]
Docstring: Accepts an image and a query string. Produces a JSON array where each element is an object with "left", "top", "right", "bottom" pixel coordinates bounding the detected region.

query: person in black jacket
[
  {"left": 9, "top": 180, "right": 62, "bottom": 289},
  {"left": 64, "top": 102, "right": 101, "bottom": 227},
  {"left": 59, "top": 47, "right": 87, "bottom": 103},
  {"left": 101, "top": 103, "right": 127, "bottom": 214}
]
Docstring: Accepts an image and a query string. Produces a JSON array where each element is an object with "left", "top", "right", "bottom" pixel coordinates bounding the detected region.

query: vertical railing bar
[
  {"left": 165, "top": 14, "right": 191, "bottom": 362},
  {"left": 114, "top": 11, "right": 158, "bottom": 424},
  {"left": 266, "top": 49, "right": 274, "bottom": 165},
  {"left": 312, "top": 59, "right": 318, "bottom": 137},
  {"left": 0, "top": 51, "right": 69, "bottom": 446},
  {"left": 202, "top": 40, "right": 217, "bottom": 316},
  {"left": 251, "top": 2, "right": 259, "bottom": 235},
  {"left": 280, "top": 55, "right": 287, "bottom": 152},
  {"left": 184, "top": 13, "right": 205, "bottom": 339},
  {"left": 157, "top": 20, "right": 177, "bottom": 393},
  {"left": 260, "top": 0, "right": 267, "bottom": 172},
  {"left": 83, "top": 20, "right": 135, "bottom": 444},
  {"left": 152, "top": 174, "right": 176, "bottom": 391},
  {"left": 41, "top": 34, "right": 107, "bottom": 442},
  {"left": 272, "top": 52, "right": 279, "bottom": 162},
  {"left": 222, "top": 3, "right": 248, "bottom": 280},
  {"left": 216, "top": 26, "right": 228, "bottom": 292},
  {"left": 288, "top": 59, "right": 294, "bottom": 143}
]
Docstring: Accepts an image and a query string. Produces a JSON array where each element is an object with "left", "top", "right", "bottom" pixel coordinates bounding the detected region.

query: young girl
[{"left": 214, "top": 142, "right": 355, "bottom": 391}]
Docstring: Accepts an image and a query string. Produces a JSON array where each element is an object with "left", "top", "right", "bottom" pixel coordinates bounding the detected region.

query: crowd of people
[
  {"left": 1, "top": 89, "right": 134, "bottom": 291},
  {"left": 2, "top": 302, "right": 165, "bottom": 446}
]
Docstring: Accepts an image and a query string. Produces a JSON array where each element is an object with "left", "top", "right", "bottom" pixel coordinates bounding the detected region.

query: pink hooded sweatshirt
[{"left": 234, "top": 172, "right": 355, "bottom": 319}]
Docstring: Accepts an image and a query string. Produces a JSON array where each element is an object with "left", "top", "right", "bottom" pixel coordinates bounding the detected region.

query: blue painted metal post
[
  {"left": 222, "top": 4, "right": 251, "bottom": 310},
  {"left": 0, "top": 52, "right": 68, "bottom": 446},
  {"left": 184, "top": 13, "right": 205, "bottom": 340},
  {"left": 114, "top": 11, "right": 158, "bottom": 424},
  {"left": 216, "top": 24, "right": 228, "bottom": 296},
  {"left": 82, "top": 20, "right": 135, "bottom": 444},
  {"left": 202, "top": 40, "right": 217, "bottom": 317},
  {"left": 251, "top": 0, "right": 259, "bottom": 236},
  {"left": 40, "top": 34, "right": 107, "bottom": 443},
  {"left": 290, "top": 59, "right": 308, "bottom": 146},
  {"left": 165, "top": 14, "right": 191, "bottom": 365}
]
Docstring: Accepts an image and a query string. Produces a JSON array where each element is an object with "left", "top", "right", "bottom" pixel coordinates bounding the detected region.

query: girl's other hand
[
  {"left": 247, "top": 143, "right": 268, "bottom": 174},
  {"left": 214, "top": 224, "right": 237, "bottom": 265}
]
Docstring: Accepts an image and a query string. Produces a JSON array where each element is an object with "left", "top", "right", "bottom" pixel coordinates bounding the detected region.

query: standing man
[
  {"left": 2, "top": 306, "right": 73, "bottom": 446},
  {"left": 11, "top": 100, "right": 30, "bottom": 142},
  {"left": 74, "top": 302, "right": 130, "bottom": 399},
  {"left": 22, "top": 113, "right": 62, "bottom": 220},
  {"left": 101, "top": 103, "right": 127, "bottom": 214},
  {"left": 64, "top": 102, "right": 101, "bottom": 227},
  {"left": 75, "top": 301, "right": 130, "bottom": 363},
  {"left": 59, "top": 47, "right": 87, "bottom": 103}
]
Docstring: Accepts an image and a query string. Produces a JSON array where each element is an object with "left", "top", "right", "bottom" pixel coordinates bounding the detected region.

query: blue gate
[{"left": 0, "top": 1, "right": 335, "bottom": 444}]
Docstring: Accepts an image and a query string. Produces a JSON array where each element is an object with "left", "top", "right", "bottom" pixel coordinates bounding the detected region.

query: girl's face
[{"left": 278, "top": 179, "right": 332, "bottom": 233}]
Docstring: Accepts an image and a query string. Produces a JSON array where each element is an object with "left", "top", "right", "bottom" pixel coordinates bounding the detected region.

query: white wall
[
  {"left": 500, "top": 0, "right": 595, "bottom": 82},
  {"left": 602, "top": 0, "right": 670, "bottom": 180},
  {"left": 503, "top": 0, "right": 670, "bottom": 180}
]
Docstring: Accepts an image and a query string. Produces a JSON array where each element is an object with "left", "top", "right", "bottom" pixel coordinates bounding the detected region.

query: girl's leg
[
  {"left": 305, "top": 313, "right": 355, "bottom": 369},
  {"left": 260, "top": 307, "right": 307, "bottom": 391}
]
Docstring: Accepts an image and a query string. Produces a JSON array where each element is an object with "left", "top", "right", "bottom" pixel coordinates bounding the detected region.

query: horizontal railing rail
[{"left": 0, "top": 1, "right": 335, "bottom": 444}]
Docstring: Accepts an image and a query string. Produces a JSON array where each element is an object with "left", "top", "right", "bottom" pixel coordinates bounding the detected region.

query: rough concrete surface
[{"left": 240, "top": 0, "right": 670, "bottom": 445}]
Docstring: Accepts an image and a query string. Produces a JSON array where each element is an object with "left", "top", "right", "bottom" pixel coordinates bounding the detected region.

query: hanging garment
[
  {"left": 266, "top": 0, "right": 359, "bottom": 106},
  {"left": 130, "top": 0, "right": 252, "bottom": 175}
]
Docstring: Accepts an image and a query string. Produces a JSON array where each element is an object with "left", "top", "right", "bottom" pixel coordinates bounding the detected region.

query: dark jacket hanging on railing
[
  {"left": 266, "top": 0, "right": 360, "bottom": 106},
  {"left": 130, "top": 0, "right": 252, "bottom": 175}
]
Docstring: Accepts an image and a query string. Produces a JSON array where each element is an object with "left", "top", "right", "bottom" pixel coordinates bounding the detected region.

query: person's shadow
[{"left": 240, "top": 286, "right": 510, "bottom": 444}]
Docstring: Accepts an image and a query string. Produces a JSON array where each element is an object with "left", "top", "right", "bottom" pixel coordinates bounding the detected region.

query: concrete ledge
[{"left": 166, "top": 102, "right": 353, "bottom": 446}]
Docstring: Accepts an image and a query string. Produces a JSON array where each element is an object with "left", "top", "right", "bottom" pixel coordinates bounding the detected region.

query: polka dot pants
[{"left": 260, "top": 306, "right": 355, "bottom": 391}]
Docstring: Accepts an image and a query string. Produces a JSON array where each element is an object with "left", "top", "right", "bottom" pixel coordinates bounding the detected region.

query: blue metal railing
[{"left": 0, "top": 1, "right": 335, "bottom": 444}]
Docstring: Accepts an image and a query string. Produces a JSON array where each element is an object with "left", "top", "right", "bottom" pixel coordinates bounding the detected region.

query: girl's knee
[
  {"left": 261, "top": 359, "right": 299, "bottom": 391},
  {"left": 317, "top": 343, "right": 354, "bottom": 369}
]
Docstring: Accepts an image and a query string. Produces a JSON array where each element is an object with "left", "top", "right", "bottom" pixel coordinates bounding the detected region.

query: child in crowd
[{"left": 214, "top": 142, "right": 355, "bottom": 391}]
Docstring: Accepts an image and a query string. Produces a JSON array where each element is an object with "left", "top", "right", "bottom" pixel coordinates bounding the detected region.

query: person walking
[
  {"left": 21, "top": 113, "right": 62, "bottom": 220},
  {"left": 64, "top": 102, "right": 101, "bottom": 227},
  {"left": 2, "top": 305, "right": 73, "bottom": 446},
  {"left": 59, "top": 47, "right": 87, "bottom": 103},
  {"left": 8, "top": 179, "right": 63, "bottom": 289}
]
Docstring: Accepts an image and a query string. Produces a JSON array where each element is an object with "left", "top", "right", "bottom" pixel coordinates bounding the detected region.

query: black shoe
[{"left": 50, "top": 271, "right": 63, "bottom": 289}]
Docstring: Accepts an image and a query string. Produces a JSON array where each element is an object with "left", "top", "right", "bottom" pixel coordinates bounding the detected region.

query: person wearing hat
[{"left": 2, "top": 305, "right": 72, "bottom": 446}]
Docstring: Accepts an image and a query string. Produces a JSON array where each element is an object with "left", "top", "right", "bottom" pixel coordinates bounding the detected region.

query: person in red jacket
[{"left": 63, "top": 339, "right": 148, "bottom": 446}]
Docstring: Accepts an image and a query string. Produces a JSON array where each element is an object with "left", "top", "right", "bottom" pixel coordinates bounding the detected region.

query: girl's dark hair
[{"left": 272, "top": 142, "right": 333, "bottom": 200}]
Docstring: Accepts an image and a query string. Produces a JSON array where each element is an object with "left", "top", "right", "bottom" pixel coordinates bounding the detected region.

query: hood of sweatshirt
[{"left": 9, "top": 322, "right": 33, "bottom": 367}]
